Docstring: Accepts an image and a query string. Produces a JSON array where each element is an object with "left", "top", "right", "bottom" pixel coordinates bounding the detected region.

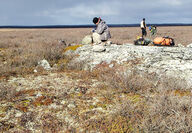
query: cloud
[
  {"left": 36, "top": 1, "right": 120, "bottom": 24},
  {"left": 67, "top": 4, "right": 119, "bottom": 16},
  {"left": 160, "top": 0, "right": 182, "bottom": 6},
  {"left": 39, "top": 3, "right": 119, "bottom": 18},
  {"left": 0, "top": 0, "right": 191, "bottom": 25}
]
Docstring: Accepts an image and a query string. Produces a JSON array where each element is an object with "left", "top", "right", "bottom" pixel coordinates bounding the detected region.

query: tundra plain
[{"left": 0, "top": 26, "right": 192, "bottom": 132}]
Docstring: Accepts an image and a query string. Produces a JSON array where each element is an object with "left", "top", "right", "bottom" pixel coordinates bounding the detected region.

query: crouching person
[{"left": 92, "top": 17, "right": 111, "bottom": 44}]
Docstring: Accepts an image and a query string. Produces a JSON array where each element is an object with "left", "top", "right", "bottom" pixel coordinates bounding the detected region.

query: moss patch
[{"left": 64, "top": 45, "right": 82, "bottom": 52}]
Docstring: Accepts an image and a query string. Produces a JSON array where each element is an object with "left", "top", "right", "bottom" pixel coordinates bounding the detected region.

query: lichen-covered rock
[
  {"left": 71, "top": 44, "right": 192, "bottom": 89},
  {"left": 93, "top": 45, "right": 106, "bottom": 52},
  {"left": 37, "top": 59, "right": 51, "bottom": 70},
  {"left": 187, "top": 43, "right": 192, "bottom": 48},
  {"left": 82, "top": 35, "right": 92, "bottom": 45},
  {"left": 92, "top": 32, "right": 101, "bottom": 44},
  {"left": 107, "top": 41, "right": 112, "bottom": 45},
  {"left": 178, "top": 43, "right": 185, "bottom": 47}
]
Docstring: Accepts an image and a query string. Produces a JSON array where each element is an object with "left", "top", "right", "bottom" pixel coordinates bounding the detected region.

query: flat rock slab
[
  {"left": 93, "top": 45, "right": 106, "bottom": 52},
  {"left": 71, "top": 44, "right": 192, "bottom": 89}
]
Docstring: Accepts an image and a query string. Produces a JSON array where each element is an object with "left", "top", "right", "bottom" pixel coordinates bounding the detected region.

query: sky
[{"left": 0, "top": 0, "right": 191, "bottom": 25}]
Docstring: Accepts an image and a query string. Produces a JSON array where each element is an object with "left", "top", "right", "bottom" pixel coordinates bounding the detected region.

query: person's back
[
  {"left": 95, "top": 19, "right": 111, "bottom": 41},
  {"left": 140, "top": 20, "right": 146, "bottom": 29}
]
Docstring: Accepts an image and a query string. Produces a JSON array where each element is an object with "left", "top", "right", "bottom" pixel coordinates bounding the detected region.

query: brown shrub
[
  {"left": 83, "top": 115, "right": 134, "bottom": 132},
  {"left": 0, "top": 121, "right": 15, "bottom": 132},
  {"left": 157, "top": 76, "right": 189, "bottom": 90},
  {"left": 94, "top": 66, "right": 155, "bottom": 93},
  {"left": 83, "top": 65, "right": 192, "bottom": 132},
  {"left": 0, "top": 39, "right": 65, "bottom": 77},
  {"left": 0, "top": 84, "right": 16, "bottom": 101},
  {"left": 41, "top": 114, "right": 64, "bottom": 132},
  {"left": 111, "top": 88, "right": 192, "bottom": 132},
  {"left": 19, "top": 112, "right": 36, "bottom": 129},
  {"left": 66, "top": 58, "right": 86, "bottom": 71},
  {"left": 143, "top": 94, "right": 192, "bottom": 132}
]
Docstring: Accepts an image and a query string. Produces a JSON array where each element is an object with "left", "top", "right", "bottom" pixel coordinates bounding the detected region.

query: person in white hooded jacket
[
  {"left": 92, "top": 17, "right": 111, "bottom": 44},
  {"left": 140, "top": 18, "right": 147, "bottom": 37}
]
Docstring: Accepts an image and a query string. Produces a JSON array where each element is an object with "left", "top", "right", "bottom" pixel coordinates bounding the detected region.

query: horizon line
[{"left": 0, "top": 23, "right": 192, "bottom": 28}]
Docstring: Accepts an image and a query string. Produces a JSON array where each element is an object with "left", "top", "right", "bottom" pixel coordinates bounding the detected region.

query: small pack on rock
[
  {"left": 134, "top": 37, "right": 151, "bottom": 46},
  {"left": 153, "top": 36, "right": 175, "bottom": 46}
]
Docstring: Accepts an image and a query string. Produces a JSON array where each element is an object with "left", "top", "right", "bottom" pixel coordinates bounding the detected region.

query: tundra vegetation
[{"left": 0, "top": 27, "right": 192, "bottom": 132}]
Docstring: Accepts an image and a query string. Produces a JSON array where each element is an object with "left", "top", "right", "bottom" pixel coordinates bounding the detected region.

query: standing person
[
  {"left": 149, "top": 25, "right": 157, "bottom": 36},
  {"left": 140, "top": 18, "right": 147, "bottom": 38},
  {"left": 92, "top": 17, "right": 111, "bottom": 44}
]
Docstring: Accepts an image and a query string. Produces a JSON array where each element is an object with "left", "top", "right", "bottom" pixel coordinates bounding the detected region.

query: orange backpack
[{"left": 153, "top": 36, "right": 175, "bottom": 46}]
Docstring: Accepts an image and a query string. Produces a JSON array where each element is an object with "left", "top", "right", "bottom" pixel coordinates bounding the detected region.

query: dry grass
[
  {"left": 0, "top": 83, "right": 16, "bottom": 101},
  {"left": 0, "top": 26, "right": 192, "bottom": 46},
  {"left": 114, "top": 93, "right": 192, "bottom": 132},
  {"left": 0, "top": 33, "right": 66, "bottom": 77}
]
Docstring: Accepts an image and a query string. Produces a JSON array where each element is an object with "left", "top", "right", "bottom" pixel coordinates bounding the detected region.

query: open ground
[{"left": 0, "top": 26, "right": 192, "bottom": 132}]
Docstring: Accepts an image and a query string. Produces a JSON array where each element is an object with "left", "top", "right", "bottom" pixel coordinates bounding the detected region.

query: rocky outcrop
[{"left": 69, "top": 44, "right": 192, "bottom": 89}]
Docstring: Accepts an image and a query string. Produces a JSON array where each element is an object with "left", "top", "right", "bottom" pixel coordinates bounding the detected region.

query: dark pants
[
  {"left": 141, "top": 28, "right": 147, "bottom": 37},
  {"left": 101, "top": 40, "right": 107, "bottom": 42}
]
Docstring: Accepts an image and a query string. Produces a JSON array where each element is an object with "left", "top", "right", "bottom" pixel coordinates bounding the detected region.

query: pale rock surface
[
  {"left": 71, "top": 44, "right": 192, "bottom": 89},
  {"left": 81, "top": 35, "right": 92, "bottom": 45},
  {"left": 93, "top": 45, "right": 106, "bottom": 52},
  {"left": 177, "top": 43, "right": 185, "bottom": 47},
  {"left": 187, "top": 43, "right": 192, "bottom": 48},
  {"left": 37, "top": 59, "right": 51, "bottom": 70},
  {"left": 107, "top": 41, "right": 112, "bottom": 45},
  {"left": 92, "top": 32, "right": 101, "bottom": 44},
  {"left": 33, "top": 69, "right": 37, "bottom": 73}
]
